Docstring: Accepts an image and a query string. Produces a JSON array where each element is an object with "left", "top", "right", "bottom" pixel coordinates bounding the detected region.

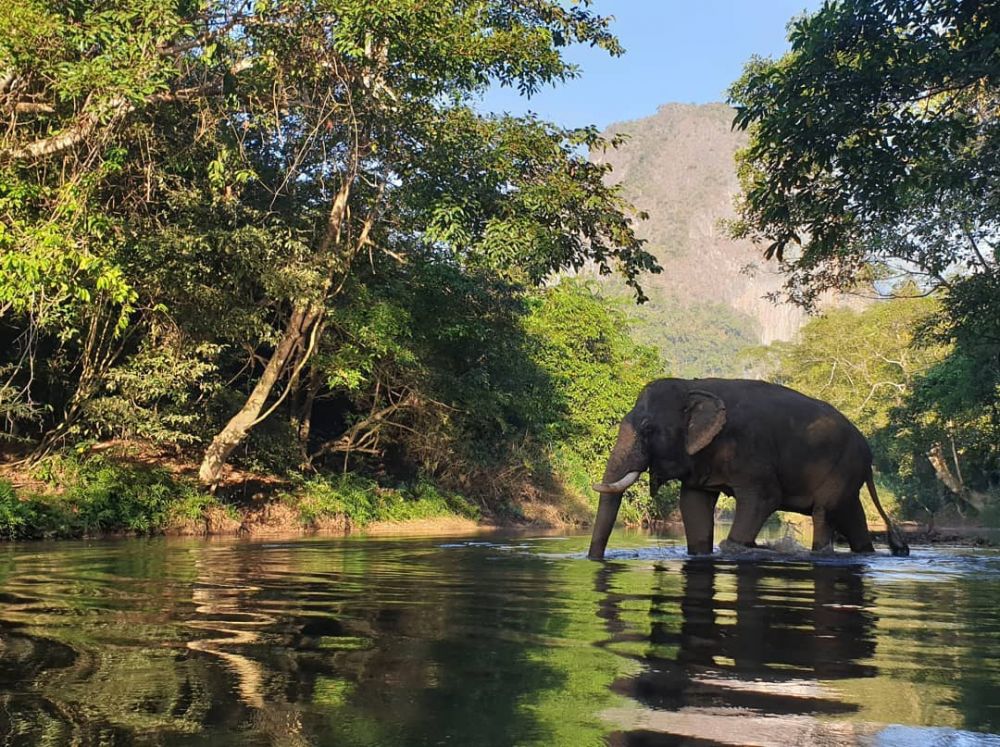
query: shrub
[
  {"left": 284, "top": 474, "right": 480, "bottom": 528},
  {"left": 0, "top": 479, "right": 35, "bottom": 540},
  {"left": 30, "top": 455, "right": 193, "bottom": 535}
]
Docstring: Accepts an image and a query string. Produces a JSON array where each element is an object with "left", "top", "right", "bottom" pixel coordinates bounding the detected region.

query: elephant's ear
[{"left": 685, "top": 390, "right": 727, "bottom": 455}]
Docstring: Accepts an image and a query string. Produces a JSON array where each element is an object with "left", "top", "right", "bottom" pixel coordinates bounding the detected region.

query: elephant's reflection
[{"left": 600, "top": 559, "right": 878, "bottom": 720}]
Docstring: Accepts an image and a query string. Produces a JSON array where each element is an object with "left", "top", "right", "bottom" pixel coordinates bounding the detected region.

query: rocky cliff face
[{"left": 593, "top": 103, "right": 807, "bottom": 345}]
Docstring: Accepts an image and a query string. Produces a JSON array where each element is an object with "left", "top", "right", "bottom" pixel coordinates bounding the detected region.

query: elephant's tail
[{"left": 865, "top": 475, "right": 910, "bottom": 557}]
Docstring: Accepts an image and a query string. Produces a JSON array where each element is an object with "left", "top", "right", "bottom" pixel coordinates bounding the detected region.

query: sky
[{"left": 480, "top": 0, "right": 822, "bottom": 131}]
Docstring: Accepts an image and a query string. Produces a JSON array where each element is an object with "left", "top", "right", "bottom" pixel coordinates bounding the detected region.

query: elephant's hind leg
[
  {"left": 832, "top": 495, "right": 875, "bottom": 553},
  {"left": 812, "top": 507, "right": 835, "bottom": 553},
  {"left": 680, "top": 487, "right": 719, "bottom": 555},
  {"left": 726, "top": 485, "right": 780, "bottom": 548}
]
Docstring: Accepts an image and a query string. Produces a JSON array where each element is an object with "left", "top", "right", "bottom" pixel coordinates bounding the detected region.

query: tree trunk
[
  {"left": 197, "top": 171, "right": 362, "bottom": 486},
  {"left": 293, "top": 366, "right": 322, "bottom": 468},
  {"left": 927, "top": 442, "right": 988, "bottom": 512},
  {"left": 31, "top": 306, "right": 121, "bottom": 460},
  {"left": 199, "top": 303, "right": 320, "bottom": 487}
]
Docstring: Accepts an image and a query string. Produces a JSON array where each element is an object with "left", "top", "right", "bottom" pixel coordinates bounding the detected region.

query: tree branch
[
  {"left": 7, "top": 95, "right": 127, "bottom": 160},
  {"left": 14, "top": 102, "right": 55, "bottom": 115},
  {"left": 311, "top": 392, "right": 417, "bottom": 461},
  {"left": 963, "top": 227, "right": 992, "bottom": 272},
  {"left": 8, "top": 59, "right": 251, "bottom": 161}
]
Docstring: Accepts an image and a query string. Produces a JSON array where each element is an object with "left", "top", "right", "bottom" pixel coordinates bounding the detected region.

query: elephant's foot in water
[
  {"left": 718, "top": 538, "right": 758, "bottom": 554},
  {"left": 811, "top": 508, "right": 837, "bottom": 555}
]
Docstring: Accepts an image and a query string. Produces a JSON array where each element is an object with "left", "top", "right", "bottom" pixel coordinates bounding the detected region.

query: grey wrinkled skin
[{"left": 588, "top": 378, "right": 909, "bottom": 560}]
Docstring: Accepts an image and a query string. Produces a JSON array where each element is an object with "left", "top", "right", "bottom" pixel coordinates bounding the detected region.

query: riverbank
[
  {"left": 0, "top": 450, "right": 467, "bottom": 540},
  {"left": 0, "top": 448, "right": 584, "bottom": 541},
  {"left": 2, "top": 451, "right": 997, "bottom": 545}
]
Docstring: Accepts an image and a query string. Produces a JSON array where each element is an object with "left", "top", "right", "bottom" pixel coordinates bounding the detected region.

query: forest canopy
[{"left": 0, "top": 0, "right": 664, "bottom": 532}]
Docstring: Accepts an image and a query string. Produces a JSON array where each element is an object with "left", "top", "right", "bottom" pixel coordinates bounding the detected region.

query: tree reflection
[
  {"left": 3, "top": 540, "right": 1000, "bottom": 745},
  {"left": 0, "top": 538, "right": 636, "bottom": 746}
]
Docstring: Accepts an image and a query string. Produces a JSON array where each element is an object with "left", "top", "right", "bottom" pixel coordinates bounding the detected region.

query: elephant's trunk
[
  {"left": 588, "top": 494, "right": 623, "bottom": 560},
  {"left": 588, "top": 418, "right": 648, "bottom": 560}
]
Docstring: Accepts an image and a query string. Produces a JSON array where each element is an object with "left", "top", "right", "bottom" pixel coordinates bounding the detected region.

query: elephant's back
[
  {"left": 693, "top": 378, "right": 873, "bottom": 493},
  {"left": 642, "top": 377, "right": 871, "bottom": 455},
  {"left": 694, "top": 379, "right": 861, "bottom": 432}
]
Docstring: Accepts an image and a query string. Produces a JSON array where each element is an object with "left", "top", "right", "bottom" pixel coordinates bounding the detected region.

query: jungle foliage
[
  {"left": 0, "top": 1, "right": 664, "bottom": 529},
  {"left": 732, "top": 0, "right": 1000, "bottom": 520}
]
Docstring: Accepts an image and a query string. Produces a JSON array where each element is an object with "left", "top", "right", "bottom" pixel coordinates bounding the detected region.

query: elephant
[{"left": 588, "top": 377, "right": 909, "bottom": 560}]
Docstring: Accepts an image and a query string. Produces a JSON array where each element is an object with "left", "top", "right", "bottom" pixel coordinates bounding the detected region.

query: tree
[
  {"left": 758, "top": 295, "right": 944, "bottom": 432},
  {"left": 729, "top": 0, "right": 999, "bottom": 515},
  {"left": 295, "top": 267, "right": 663, "bottom": 514},
  {"left": 729, "top": 0, "right": 998, "bottom": 307},
  {"left": 1, "top": 1, "right": 659, "bottom": 485}
]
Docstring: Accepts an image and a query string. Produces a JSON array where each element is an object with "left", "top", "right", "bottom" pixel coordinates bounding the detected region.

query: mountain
[{"left": 590, "top": 103, "right": 809, "bottom": 375}]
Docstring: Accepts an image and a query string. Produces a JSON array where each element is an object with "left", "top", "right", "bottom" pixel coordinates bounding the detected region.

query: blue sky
[{"left": 480, "top": 0, "right": 822, "bottom": 130}]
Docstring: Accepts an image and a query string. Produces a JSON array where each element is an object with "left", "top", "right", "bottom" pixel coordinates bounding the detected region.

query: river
[{"left": 0, "top": 529, "right": 998, "bottom": 746}]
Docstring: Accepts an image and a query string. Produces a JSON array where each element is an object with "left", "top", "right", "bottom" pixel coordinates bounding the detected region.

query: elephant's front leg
[
  {"left": 724, "top": 487, "right": 779, "bottom": 549},
  {"left": 679, "top": 487, "right": 719, "bottom": 555}
]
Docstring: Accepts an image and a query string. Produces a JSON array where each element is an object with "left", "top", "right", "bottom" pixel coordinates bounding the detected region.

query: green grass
[
  {"left": 282, "top": 473, "right": 481, "bottom": 528},
  {"left": 167, "top": 490, "right": 239, "bottom": 525},
  {"left": 1, "top": 455, "right": 483, "bottom": 540},
  {"left": 0, "top": 455, "right": 234, "bottom": 539}
]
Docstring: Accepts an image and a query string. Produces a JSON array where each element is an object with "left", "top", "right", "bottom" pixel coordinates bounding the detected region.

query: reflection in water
[
  {"left": 603, "top": 561, "right": 880, "bottom": 746},
  {"left": 0, "top": 536, "right": 997, "bottom": 745}
]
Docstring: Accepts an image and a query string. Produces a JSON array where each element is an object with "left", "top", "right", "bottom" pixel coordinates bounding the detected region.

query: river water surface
[{"left": 1, "top": 530, "right": 999, "bottom": 746}]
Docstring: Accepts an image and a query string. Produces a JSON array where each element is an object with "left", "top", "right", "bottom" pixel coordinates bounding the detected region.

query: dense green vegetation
[
  {"left": 0, "top": 455, "right": 221, "bottom": 539},
  {"left": 0, "top": 0, "right": 751, "bottom": 539},
  {"left": 0, "top": 455, "right": 491, "bottom": 539},
  {"left": 0, "top": 261, "right": 665, "bottom": 538},
  {"left": 732, "top": 0, "right": 1000, "bottom": 522},
  {"left": 0, "top": 0, "right": 670, "bottom": 534},
  {"left": 598, "top": 278, "right": 759, "bottom": 378}
]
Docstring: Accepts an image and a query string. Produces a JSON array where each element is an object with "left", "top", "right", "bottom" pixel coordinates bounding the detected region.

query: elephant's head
[{"left": 587, "top": 387, "right": 727, "bottom": 560}]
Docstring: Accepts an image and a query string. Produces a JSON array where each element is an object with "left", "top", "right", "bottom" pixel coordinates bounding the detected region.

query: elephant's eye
[{"left": 638, "top": 417, "right": 655, "bottom": 435}]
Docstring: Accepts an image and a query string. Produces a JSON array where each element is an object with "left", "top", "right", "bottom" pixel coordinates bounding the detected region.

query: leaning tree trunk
[
  {"left": 197, "top": 171, "right": 362, "bottom": 488},
  {"left": 199, "top": 303, "right": 321, "bottom": 487},
  {"left": 927, "top": 442, "right": 988, "bottom": 513}
]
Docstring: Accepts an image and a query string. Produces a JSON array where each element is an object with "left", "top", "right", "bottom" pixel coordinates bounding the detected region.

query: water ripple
[{"left": 0, "top": 533, "right": 997, "bottom": 745}]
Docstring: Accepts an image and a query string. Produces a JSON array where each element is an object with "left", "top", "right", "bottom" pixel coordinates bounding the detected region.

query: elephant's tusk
[{"left": 592, "top": 471, "right": 642, "bottom": 494}]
